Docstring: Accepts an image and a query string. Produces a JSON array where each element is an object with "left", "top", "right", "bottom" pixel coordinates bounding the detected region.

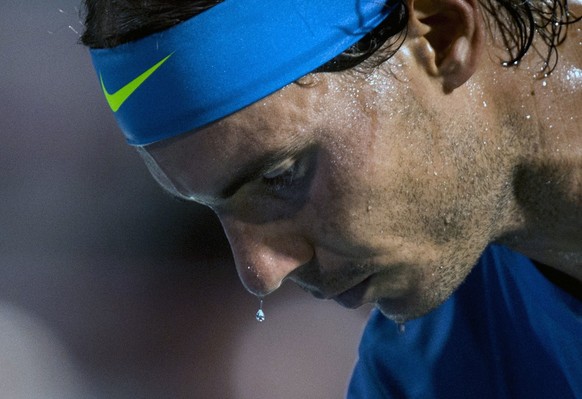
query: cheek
[
  {"left": 303, "top": 97, "right": 419, "bottom": 250},
  {"left": 305, "top": 144, "right": 394, "bottom": 253},
  {"left": 303, "top": 120, "right": 479, "bottom": 253},
  {"left": 300, "top": 72, "right": 493, "bottom": 251}
]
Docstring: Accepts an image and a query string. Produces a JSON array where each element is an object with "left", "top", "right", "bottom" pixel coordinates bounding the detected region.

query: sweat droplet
[
  {"left": 256, "top": 299, "right": 265, "bottom": 322},
  {"left": 397, "top": 322, "right": 406, "bottom": 334}
]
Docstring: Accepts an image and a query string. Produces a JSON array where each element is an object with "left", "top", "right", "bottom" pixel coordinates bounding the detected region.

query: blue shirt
[{"left": 348, "top": 244, "right": 582, "bottom": 398}]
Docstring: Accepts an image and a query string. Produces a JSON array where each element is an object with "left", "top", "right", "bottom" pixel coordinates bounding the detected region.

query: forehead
[
  {"left": 143, "top": 69, "right": 395, "bottom": 202},
  {"left": 144, "top": 83, "right": 322, "bottom": 198}
]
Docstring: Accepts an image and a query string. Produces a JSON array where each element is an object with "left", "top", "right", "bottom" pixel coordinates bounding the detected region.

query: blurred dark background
[{"left": 0, "top": 1, "right": 371, "bottom": 398}]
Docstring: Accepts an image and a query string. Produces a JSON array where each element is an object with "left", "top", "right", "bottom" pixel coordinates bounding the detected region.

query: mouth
[
  {"left": 298, "top": 275, "right": 372, "bottom": 308},
  {"left": 331, "top": 276, "right": 373, "bottom": 309}
]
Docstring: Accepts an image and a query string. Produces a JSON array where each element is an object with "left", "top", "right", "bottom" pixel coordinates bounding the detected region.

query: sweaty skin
[{"left": 138, "top": 5, "right": 581, "bottom": 321}]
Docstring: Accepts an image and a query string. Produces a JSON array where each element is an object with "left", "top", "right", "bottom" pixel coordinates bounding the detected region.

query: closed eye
[{"left": 262, "top": 157, "right": 308, "bottom": 192}]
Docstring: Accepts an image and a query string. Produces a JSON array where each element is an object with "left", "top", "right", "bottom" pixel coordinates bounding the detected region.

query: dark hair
[
  {"left": 480, "top": 0, "right": 580, "bottom": 75},
  {"left": 82, "top": 1, "right": 224, "bottom": 49},
  {"left": 81, "top": 0, "right": 579, "bottom": 75},
  {"left": 81, "top": 0, "right": 408, "bottom": 73}
]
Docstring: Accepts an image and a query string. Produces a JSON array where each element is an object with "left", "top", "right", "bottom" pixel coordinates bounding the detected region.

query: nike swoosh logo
[{"left": 100, "top": 52, "right": 174, "bottom": 112}]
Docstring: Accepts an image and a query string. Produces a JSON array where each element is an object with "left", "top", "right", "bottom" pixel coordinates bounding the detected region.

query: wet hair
[
  {"left": 81, "top": 0, "right": 579, "bottom": 75},
  {"left": 81, "top": 0, "right": 408, "bottom": 73},
  {"left": 480, "top": 0, "right": 580, "bottom": 75}
]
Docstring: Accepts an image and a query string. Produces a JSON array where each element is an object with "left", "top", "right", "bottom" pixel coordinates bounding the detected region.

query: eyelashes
[{"left": 262, "top": 157, "right": 309, "bottom": 192}]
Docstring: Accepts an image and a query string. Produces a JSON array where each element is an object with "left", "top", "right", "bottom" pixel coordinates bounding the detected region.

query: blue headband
[{"left": 90, "top": 0, "right": 396, "bottom": 146}]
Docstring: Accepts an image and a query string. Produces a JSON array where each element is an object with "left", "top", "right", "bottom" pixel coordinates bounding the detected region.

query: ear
[{"left": 408, "top": 0, "right": 484, "bottom": 93}]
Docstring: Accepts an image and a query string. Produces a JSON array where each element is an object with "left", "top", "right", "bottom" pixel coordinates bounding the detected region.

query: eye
[{"left": 262, "top": 157, "right": 308, "bottom": 192}]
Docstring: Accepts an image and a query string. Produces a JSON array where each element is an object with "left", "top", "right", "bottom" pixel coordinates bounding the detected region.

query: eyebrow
[{"left": 219, "top": 139, "right": 310, "bottom": 199}]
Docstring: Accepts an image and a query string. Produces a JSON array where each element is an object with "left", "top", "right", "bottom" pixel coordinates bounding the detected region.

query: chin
[{"left": 374, "top": 286, "right": 454, "bottom": 322}]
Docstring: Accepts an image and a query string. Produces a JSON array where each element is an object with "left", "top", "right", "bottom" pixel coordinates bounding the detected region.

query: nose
[{"left": 219, "top": 216, "right": 314, "bottom": 297}]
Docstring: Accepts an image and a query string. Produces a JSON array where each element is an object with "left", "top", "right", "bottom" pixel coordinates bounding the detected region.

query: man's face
[{"left": 141, "top": 54, "right": 514, "bottom": 320}]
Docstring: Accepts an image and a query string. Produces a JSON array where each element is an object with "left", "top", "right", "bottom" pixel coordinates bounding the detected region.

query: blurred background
[{"left": 0, "top": 1, "right": 372, "bottom": 398}]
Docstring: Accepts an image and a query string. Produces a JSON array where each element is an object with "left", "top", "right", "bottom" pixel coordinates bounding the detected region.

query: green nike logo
[{"left": 100, "top": 52, "right": 174, "bottom": 112}]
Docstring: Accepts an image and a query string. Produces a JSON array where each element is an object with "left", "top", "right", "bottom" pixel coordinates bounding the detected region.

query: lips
[
  {"left": 332, "top": 276, "right": 372, "bottom": 309},
  {"left": 291, "top": 263, "right": 376, "bottom": 307}
]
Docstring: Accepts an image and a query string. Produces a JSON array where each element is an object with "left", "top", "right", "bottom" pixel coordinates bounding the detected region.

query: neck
[
  {"left": 498, "top": 156, "right": 582, "bottom": 281},
  {"left": 495, "top": 78, "right": 582, "bottom": 281},
  {"left": 484, "top": 24, "right": 582, "bottom": 281}
]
